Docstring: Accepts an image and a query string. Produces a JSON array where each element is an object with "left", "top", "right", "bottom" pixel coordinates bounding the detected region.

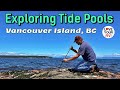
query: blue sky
[{"left": 0, "top": 11, "right": 120, "bottom": 57}]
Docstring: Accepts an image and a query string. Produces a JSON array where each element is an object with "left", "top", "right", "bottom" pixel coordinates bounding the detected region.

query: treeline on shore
[{"left": 0, "top": 55, "right": 52, "bottom": 58}]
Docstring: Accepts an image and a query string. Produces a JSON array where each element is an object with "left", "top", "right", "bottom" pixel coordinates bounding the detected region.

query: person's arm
[
  {"left": 70, "top": 46, "right": 78, "bottom": 53},
  {"left": 63, "top": 53, "right": 80, "bottom": 62}
]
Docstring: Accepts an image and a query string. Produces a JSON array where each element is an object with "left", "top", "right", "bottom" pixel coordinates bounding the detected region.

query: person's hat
[{"left": 74, "top": 36, "right": 82, "bottom": 42}]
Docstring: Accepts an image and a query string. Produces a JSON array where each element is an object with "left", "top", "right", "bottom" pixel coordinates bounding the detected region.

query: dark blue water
[{"left": 0, "top": 58, "right": 120, "bottom": 73}]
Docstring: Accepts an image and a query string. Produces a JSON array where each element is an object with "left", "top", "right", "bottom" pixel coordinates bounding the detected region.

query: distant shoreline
[
  {"left": 0, "top": 55, "right": 52, "bottom": 58},
  {"left": 0, "top": 55, "right": 120, "bottom": 59}
]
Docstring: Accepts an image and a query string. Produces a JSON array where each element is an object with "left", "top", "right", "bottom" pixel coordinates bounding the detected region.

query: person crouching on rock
[{"left": 63, "top": 35, "right": 99, "bottom": 73}]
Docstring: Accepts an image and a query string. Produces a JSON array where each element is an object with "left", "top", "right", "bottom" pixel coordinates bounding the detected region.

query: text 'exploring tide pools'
[{"left": 5, "top": 13, "right": 114, "bottom": 26}]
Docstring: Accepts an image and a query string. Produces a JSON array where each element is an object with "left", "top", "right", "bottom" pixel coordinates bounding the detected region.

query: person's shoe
[
  {"left": 94, "top": 65, "right": 100, "bottom": 72},
  {"left": 90, "top": 64, "right": 100, "bottom": 72},
  {"left": 68, "top": 68, "right": 76, "bottom": 73},
  {"left": 89, "top": 66, "right": 95, "bottom": 73},
  {"left": 89, "top": 64, "right": 99, "bottom": 73},
  {"left": 68, "top": 68, "right": 72, "bottom": 72}
]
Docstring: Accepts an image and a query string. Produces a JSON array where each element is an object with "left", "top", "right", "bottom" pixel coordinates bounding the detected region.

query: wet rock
[{"left": 0, "top": 68, "right": 120, "bottom": 79}]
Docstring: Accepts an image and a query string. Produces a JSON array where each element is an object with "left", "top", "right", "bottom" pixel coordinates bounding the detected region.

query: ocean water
[{"left": 0, "top": 58, "right": 120, "bottom": 73}]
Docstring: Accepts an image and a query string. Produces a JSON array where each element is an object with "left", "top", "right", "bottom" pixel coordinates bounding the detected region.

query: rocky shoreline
[{"left": 0, "top": 68, "right": 120, "bottom": 79}]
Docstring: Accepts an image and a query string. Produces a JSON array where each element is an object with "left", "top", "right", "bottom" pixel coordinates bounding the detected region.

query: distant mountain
[
  {"left": 97, "top": 55, "right": 120, "bottom": 59},
  {"left": 50, "top": 54, "right": 66, "bottom": 58}
]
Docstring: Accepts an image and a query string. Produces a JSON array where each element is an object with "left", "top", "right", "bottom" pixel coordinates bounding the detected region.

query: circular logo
[{"left": 102, "top": 26, "right": 115, "bottom": 39}]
